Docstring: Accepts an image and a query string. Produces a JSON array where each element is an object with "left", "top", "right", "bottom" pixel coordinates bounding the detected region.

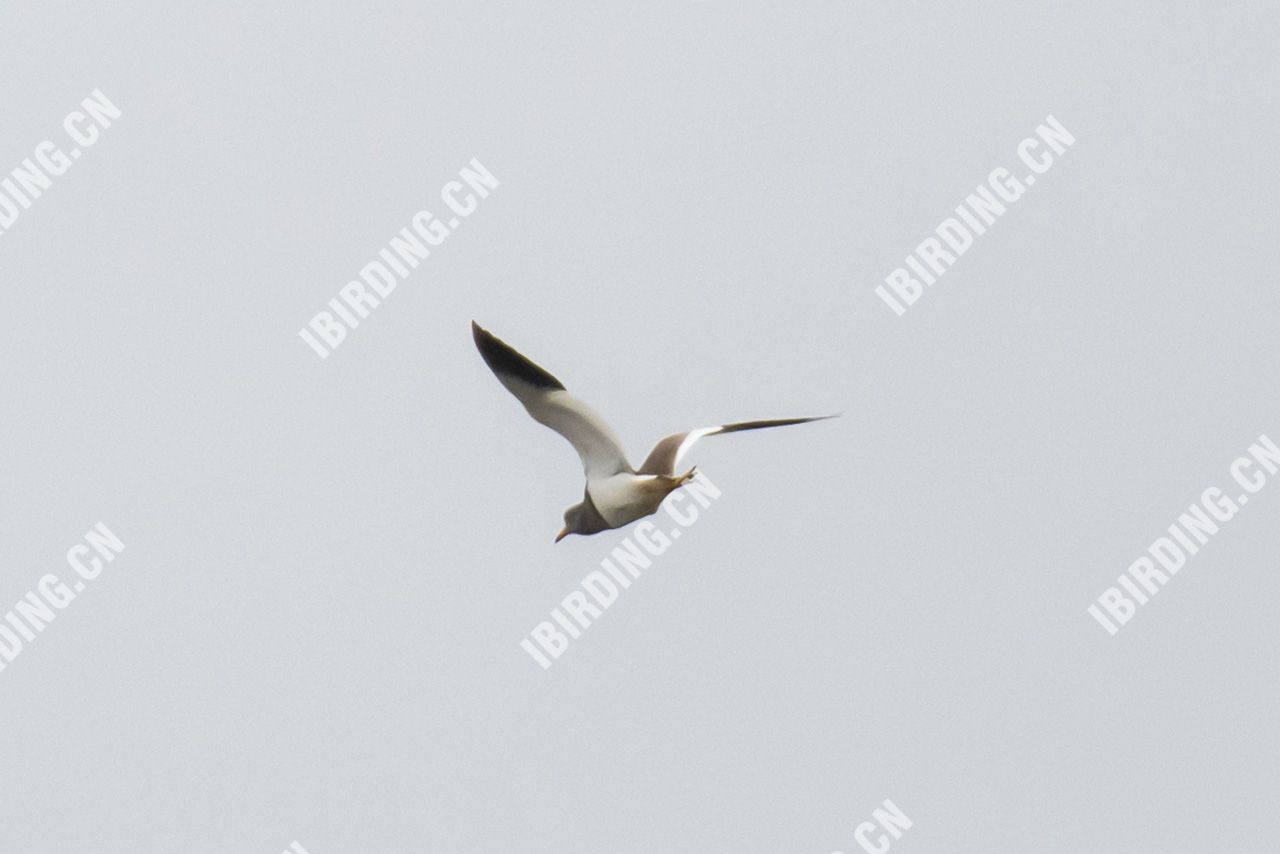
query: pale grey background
[{"left": 1, "top": 2, "right": 1277, "bottom": 852}]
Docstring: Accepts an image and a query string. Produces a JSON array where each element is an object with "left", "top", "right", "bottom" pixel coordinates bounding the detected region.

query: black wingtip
[
  {"left": 471, "top": 322, "right": 566, "bottom": 391},
  {"left": 716, "top": 414, "right": 839, "bottom": 436}
]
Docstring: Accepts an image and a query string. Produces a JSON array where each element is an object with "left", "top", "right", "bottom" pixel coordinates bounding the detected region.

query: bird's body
[
  {"left": 585, "top": 471, "right": 693, "bottom": 528},
  {"left": 471, "top": 321, "right": 834, "bottom": 541}
]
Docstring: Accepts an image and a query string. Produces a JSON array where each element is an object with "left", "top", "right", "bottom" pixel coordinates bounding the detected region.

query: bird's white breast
[{"left": 588, "top": 473, "right": 668, "bottom": 528}]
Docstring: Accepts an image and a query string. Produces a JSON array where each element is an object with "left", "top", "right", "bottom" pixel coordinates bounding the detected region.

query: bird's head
[
  {"left": 555, "top": 499, "right": 609, "bottom": 543},
  {"left": 555, "top": 504, "right": 585, "bottom": 543}
]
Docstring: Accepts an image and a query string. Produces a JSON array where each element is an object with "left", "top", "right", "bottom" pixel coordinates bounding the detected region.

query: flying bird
[{"left": 471, "top": 321, "right": 835, "bottom": 541}]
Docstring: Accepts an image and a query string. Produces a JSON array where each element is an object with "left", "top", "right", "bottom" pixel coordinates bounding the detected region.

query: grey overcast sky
[{"left": 1, "top": 2, "right": 1278, "bottom": 852}]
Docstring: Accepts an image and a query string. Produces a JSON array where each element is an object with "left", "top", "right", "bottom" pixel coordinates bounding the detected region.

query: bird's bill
[{"left": 555, "top": 527, "right": 570, "bottom": 543}]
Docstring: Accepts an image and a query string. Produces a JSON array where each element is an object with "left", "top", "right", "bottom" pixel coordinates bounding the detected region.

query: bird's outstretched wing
[
  {"left": 638, "top": 416, "right": 837, "bottom": 476},
  {"left": 472, "top": 322, "right": 632, "bottom": 480}
]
